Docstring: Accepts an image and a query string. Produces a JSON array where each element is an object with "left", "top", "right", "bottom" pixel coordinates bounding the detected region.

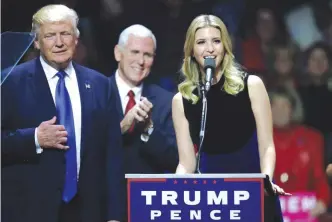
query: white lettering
[
  {"left": 283, "top": 217, "right": 290, "bottom": 222},
  {"left": 279, "top": 197, "right": 286, "bottom": 212},
  {"left": 210, "top": 210, "right": 221, "bottom": 220},
  {"left": 162, "top": 191, "right": 178, "bottom": 205},
  {"left": 141, "top": 191, "right": 156, "bottom": 205},
  {"left": 190, "top": 210, "right": 201, "bottom": 220},
  {"left": 288, "top": 196, "right": 299, "bottom": 213},
  {"left": 184, "top": 191, "right": 200, "bottom": 205},
  {"left": 230, "top": 210, "right": 241, "bottom": 220},
  {"left": 207, "top": 191, "right": 228, "bottom": 205},
  {"left": 234, "top": 191, "right": 249, "bottom": 205},
  {"left": 302, "top": 196, "right": 316, "bottom": 211},
  {"left": 150, "top": 210, "right": 161, "bottom": 220},
  {"left": 171, "top": 210, "right": 181, "bottom": 220}
]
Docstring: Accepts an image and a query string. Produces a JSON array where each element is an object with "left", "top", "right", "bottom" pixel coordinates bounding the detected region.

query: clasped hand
[
  {"left": 37, "top": 116, "right": 69, "bottom": 150},
  {"left": 121, "top": 97, "right": 153, "bottom": 134}
]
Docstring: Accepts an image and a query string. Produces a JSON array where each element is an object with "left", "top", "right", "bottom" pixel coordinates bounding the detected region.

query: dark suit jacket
[
  {"left": 1, "top": 58, "right": 125, "bottom": 222},
  {"left": 109, "top": 74, "right": 178, "bottom": 174}
]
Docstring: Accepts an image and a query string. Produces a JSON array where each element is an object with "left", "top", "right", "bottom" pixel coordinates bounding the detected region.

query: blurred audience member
[
  {"left": 271, "top": 88, "right": 330, "bottom": 218},
  {"left": 269, "top": 41, "right": 299, "bottom": 89},
  {"left": 242, "top": 8, "right": 284, "bottom": 74},
  {"left": 100, "top": 0, "right": 123, "bottom": 21},
  {"left": 267, "top": 41, "right": 305, "bottom": 121},
  {"left": 298, "top": 41, "right": 332, "bottom": 135}
]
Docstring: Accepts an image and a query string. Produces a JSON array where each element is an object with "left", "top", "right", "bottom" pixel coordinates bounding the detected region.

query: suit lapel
[
  {"left": 142, "top": 84, "right": 157, "bottom": 104},
  {"left": 74, "top": 63, "right": 93, "bottom": 158},
  {"left": 110, "top": 74, "right": 124, "bottom": 119},
  {"left": 29, "top": 58, "right": 57, "bottom": 120},
  {"left": 142, "top": 84, "right": 158, "bottom": 122}
]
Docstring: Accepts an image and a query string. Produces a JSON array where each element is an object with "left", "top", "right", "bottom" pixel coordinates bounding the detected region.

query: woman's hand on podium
[
  {"left": 176, "top": 163, "right": 189, "bottom": 174},
  {"left": 271, "top": 182, "right": 291, "bottom": 196}
]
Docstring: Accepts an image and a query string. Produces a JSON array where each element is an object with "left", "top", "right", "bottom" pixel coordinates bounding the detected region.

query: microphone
[
  {"left": 196, "top": 58, "right": 215, "bottom": 173},
  {"left": 204, "top": 58, "right": 216, "bottom": 92}
]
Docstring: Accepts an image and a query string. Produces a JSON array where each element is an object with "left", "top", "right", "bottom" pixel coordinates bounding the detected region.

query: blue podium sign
[{"left": 126, "top": 174, "right": 265, "bottom": 222}]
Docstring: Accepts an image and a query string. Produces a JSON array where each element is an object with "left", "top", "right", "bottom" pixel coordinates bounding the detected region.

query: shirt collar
[
  {"left": 115, "top": 69, "right": 143, "bottom": 100},
  {"left": 39, "top": 56, "right": 74, "bottom": 80}
]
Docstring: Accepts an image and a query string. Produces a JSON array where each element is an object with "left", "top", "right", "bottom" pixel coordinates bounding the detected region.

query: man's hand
[
  {"left": 37, "top": 116, "right": 69, "bottom": 150},
  {"left": 120, "top": 97, "right": 153, "bottom": 134}
]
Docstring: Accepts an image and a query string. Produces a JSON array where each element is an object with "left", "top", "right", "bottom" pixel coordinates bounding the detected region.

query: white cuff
[
  {"left": 35, "top": 128, "right": 43, "bottom": 154},
  {"left": 140, "top": 127, "right": 154, "bottom": 142}
]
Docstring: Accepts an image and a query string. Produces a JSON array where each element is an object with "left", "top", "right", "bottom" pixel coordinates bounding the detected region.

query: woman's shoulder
[
  {"left": 247, "top": 74, "right": 264, "bottom": 86},
  {"left": 173, "top": 92, "right": 183, "bottom": 103},
  {"left": 246, "top": 74, "right": 267, "bottom": 94},
  {"left": 173, "top": 92, "right": 191, "bottom": 108}
]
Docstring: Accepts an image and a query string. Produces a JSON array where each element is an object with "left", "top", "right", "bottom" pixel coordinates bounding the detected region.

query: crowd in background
[{"left": 2, "top": 0, "right": 332, "bottom": 220}]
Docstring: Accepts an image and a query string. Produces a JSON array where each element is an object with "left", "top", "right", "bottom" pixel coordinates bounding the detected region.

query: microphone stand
[{"left": 195, "top": 84, "right": 208, "bottom": 174}]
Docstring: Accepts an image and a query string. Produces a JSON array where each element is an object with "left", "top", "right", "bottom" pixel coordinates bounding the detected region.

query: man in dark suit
[
  {"left": 1, "top": 4, "right": 124, "bottom": 222},
  {"left": 109, "top": 24, "right": 178, "bottom": 174}
]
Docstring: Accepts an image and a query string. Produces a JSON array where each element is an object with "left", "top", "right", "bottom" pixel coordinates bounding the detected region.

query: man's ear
[
  {"left": 34, "top": 40, "right": 40, "bottom": 50},
  {"left": 114, "top": 45, "right": 122, "bottom": 62},
  {"left": 75, "top": 37, "right": 78, "bottom": 46}
]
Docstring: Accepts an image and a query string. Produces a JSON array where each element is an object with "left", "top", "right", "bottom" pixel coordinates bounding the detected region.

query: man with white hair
[
  {"left": 1, "top": 4, "right": 124, "bottom": 222},
  {"left": 109, "top": 24, "right": 178, "bottom": 175}
]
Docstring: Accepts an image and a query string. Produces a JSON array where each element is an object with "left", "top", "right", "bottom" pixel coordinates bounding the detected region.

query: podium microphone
[
  {"left": 195, "top": 58, "right": 216, "bottom": 173},
  {"left": 204, "top": 58, "right": 216, "bottom": 92}
]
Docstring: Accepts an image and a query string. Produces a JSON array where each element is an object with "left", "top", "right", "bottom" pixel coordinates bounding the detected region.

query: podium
[{"left": 126, "top": 173, "right": 266, "bottom": 222}]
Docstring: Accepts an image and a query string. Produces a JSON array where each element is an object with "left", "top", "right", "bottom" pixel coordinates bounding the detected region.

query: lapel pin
[{"left": 85, "top": 83, "right": 91, "bottom": 89}]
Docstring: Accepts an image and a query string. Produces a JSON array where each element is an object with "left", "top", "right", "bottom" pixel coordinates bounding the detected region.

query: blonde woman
[{"left": 172, "top": 14, "right": 288, "bottom": 221}]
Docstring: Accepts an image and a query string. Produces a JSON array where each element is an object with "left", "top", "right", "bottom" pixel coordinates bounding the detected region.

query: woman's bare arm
[
  {"left": 248, "top": 75, "right": 276, "bottom": 179},
  {"left": 172, "top": 92, "right": 196, "bottom": 174}
]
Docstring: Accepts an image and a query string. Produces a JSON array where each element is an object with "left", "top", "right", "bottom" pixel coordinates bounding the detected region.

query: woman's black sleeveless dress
[{"left": 182, "top": 74, "right": 283, "bottom": 221}]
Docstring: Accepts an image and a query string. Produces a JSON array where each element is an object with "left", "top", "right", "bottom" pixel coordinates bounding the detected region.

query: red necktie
[{"left": 125, "top": 90, "right": 136, "bottom": 133}]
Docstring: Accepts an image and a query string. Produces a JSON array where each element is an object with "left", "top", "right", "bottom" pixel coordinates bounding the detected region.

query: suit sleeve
[
  {"left": 1, "top": 79, "right": 38, "bottom": 163},
  {"left": 106, "top": 86, "right": 126, "bottom": 221},
  {"left": 139, "top": 103, "right": 179, "bottom": 172},
  {"left": 1, "top": 128, "right": 37, "bottom": 157}
]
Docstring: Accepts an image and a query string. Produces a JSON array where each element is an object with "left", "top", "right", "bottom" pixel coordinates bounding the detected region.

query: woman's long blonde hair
[{"left": 179, "top": 14, "right": 244, "bottom": 104}]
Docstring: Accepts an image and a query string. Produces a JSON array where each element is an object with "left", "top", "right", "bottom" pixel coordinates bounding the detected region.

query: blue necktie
[{"left": 56, "top": 70, "right": 77, "bottom": 203}]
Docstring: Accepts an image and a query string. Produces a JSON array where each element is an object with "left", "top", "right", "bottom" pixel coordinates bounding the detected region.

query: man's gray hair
[
  {"left": 118, "top": 24, "right": 157, "bottom": 50},
  {"left": 31, "top": 4, "right": 80, "bottom": 37}
]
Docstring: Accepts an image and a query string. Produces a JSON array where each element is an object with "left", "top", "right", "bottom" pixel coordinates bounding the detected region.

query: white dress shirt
[
  {"left": 115, "top": 70, "right": 143, "bottom": 114},
  {"left": 35, "top": 56, "right": 82, "bottom": 175}
]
